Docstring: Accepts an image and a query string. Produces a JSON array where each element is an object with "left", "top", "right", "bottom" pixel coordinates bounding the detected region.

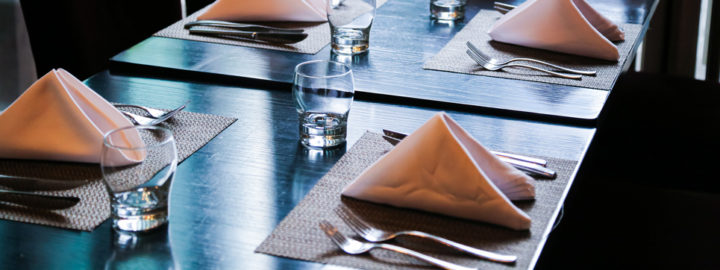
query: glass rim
[
  {"left": 294, "top": 60, "right": 352, "bottom": 79},
  {"left": 103, "top": 125, "right": 174, "bottom": 151}
]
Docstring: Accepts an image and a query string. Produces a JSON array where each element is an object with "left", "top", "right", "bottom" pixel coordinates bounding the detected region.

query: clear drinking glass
[
  {"left": 328, "top": 0, "right": 377, "bottom": 54},
  {"left": 101, "top": 125, "right": 178, "bottom": 232},
  {"left": 430, "top": 0, "right": 467, "bottom": 21},
  {"left": 293, "top": 60, "right": 355, "bottom": 148}
]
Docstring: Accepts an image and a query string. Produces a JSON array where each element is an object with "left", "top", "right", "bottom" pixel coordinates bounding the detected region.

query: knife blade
[
  {"left": 0, "top": 174, "right": 90, "bottom": 191},
  {"left": 184, "top": 20, "right": 305, "bottom": 33},
  {"left": 188, "top": 26, "right": 309, "bottom": 44},
  {"left": 0, "top": 189, "right": 80, "bottom": 210},
  {"left": 381, "top": 129, "right": 556, "bottom": 179}
]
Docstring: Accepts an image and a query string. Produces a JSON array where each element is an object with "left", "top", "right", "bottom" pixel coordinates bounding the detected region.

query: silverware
[
  {"left": 336, "top": 207, "right": 517, "bottom": 264},
  {"left": 319, "top": 220, "right": 476, "bottom": 270},
  {"left": 121, "top": 111, "right": 178, "bottom": 126},
  {"left": 114, "top": 101, "right": 188, "bottom": 119},
  {"left": 382, "top": 129, "right": 556, "bottom": 179},
  {"left": 383, "top": 129, "right": 546, "bottom": 167},
  {"left": 381, "top": 132, "right": 555, "bottom": 179},
  {"left": 493, "top": 2, "right": 516, "bottom": 11},
  {"left": 0, "top": 189, "right": 80, "bottom": 210},
  {"left": 184, "top": 20, "right": 305, "bottom": 33},
  {"left": 466, "top": 42, "right": 597, "bottom": 76},
  {"left": 0, "top": 174, "right": 90, "bottom": 191},
  {"left": 493, "top": 2, "right": 514, "bottom": 14},
  {"left": 188, "top": 26, "right": 308, "bottom": 44},
  {"left": 466, "top": 49, "right": 581, "bottom": 80}
]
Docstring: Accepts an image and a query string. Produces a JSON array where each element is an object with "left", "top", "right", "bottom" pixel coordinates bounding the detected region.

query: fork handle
[
  {"left": 403, "top": 231, "right": 518, "bottom": 263},
  {"left": 501, "top": 63, "right": 582, "bottom": 79},
  {"left": 512, "top": 58, "right": 597, "bottom": 75},
  {"left": 378, "top": 243, "right": 477, "bottom": 270}
]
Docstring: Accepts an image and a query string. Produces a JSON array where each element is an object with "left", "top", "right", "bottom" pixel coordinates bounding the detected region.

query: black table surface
[
  {"left": 0, "top": 70, "right": 594, "bottom": 269},
  {"left": 109, "top": 0, "right": 658, "bottom": 125}
]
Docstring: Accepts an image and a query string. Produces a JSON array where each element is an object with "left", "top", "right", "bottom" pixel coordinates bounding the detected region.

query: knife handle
[
  {"left": 0, "top": 190, "right": 80, "bottom": 210},
  {"left": 499, "top": 157, "right": 557, "bottom": 179}
]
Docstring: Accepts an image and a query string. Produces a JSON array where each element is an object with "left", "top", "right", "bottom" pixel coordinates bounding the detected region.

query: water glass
[
  {"left": 101, "top": 125, "right": 178, "bottom": 232},
  {"left": 328, "top": 0, "right": 377, "bottom": 54},
  {"left": 430, "top": 0, "right": 467, "bottom": 21},
  {"left": 293, "top": 60, "right": 355, "bottom": 148}
]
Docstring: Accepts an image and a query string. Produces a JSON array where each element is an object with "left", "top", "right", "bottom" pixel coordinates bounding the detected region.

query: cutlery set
[
  {"left": 382, "top": 129, "right": 556, "bottom": 179},
  {"left": 0, "top": 103, "right": 188, "bottom": 211},
  {"left": 321, "top": 207, "right": 518, "bottom": 269},
  {"left": 184, "top": 20, "right": 308, "bottom": 44},
  {"left": 466, "top": 2, "right": 598, "bottom": 80}
]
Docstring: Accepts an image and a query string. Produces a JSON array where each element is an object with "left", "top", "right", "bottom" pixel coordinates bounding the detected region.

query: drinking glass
[
  {"left": 101, "top": 125, "right": 177, "bottom": 232},
  {"left": 430, "top": 0, "right": 467, "bottom": 21},
  {"left": 328, "top": 0, "right": 377, "bottom": 54},
  {"left": 293, "top": 60, "right": 355, "bottom": 148}
]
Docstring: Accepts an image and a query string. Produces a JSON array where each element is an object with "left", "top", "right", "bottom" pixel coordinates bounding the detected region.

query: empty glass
[
  {"left": 293, "top": 60, "right": 355, "bottom": 148},
  {"left": 328, "top": 0, "right": 377, "bottom": 54},
  {"left": 430, "top": 0, "right": 467, "bottom": 21},
  {"left": 101, "top": 125, "right": 178, "bottom": 232}
]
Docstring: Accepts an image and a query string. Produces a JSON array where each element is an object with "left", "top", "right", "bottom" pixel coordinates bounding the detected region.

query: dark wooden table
[
  {"left": 0, "top": 71, "right": 594, "bottom": 269},
  {"left": 110, "top": 0, "right": 658, "bottom": 124}
]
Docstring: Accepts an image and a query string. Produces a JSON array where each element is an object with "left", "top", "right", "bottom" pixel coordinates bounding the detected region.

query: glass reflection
[{"left": 105, "top": 225, "right": 176, "bottom": 270}]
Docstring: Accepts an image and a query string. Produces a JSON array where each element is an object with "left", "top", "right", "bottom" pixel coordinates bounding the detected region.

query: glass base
[
  {"left": 430, "top": 1, "right": 466, "bottom": 21},
  {"left": 299, "top": 113, "right": 348, "bottom": 148},
  {"left": 331, "top": 29, "right": 370, "bottom": 55}
]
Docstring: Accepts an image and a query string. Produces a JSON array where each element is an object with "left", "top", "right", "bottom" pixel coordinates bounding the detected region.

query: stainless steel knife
[
  {"left": 0, "top": 189, "right": 80, "bottom": 210},
  {"left": 381, "top": 129, "right": 556, "bottom": 179},
  {"left": 188, "top": 26, "right": 309, "bottom": 44},
  {"left": 184, "top": 20, "right": 305, "bottom": 33},
  {"left": 0, "top": 173, "right": 90, "bottom": 191}
]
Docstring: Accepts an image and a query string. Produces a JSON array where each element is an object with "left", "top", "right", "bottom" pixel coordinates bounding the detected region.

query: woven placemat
[
  {"left": 423, "top": 10, "right": 643, "bottom": 90},
  {"left": 256, "top": 131, "right": 578, "bottom": 270},
  {"left": 0, "top": 108, "right": 236, "bottom": 231},
  {"left": 155, "top": 0, "right": 388, "bottom": 54}
]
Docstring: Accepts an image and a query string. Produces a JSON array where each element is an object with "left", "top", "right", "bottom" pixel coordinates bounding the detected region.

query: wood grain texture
[
  {"left": 0, "top": 71, "right": 594, "bottom": 269},
  {"left": 109, "top": 0, "right": 658, "bottom": 124}
]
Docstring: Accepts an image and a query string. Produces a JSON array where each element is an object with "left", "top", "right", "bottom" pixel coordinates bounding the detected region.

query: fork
[
  {"left": 319, "top": 220, "right": 476, "bottom": 270},
  {"left": 466, "top": 49, "right": 581, "bottom": 80},
  {"left": 114, "top": 101, "right": 188, "bottom": 119},
  {"left": 467, "top": 42, "right": 596, "bottom": 76},
  {"left": 121, "top": 111, "right": 173, "bottom": 126},
  {"left": 336, "top": 208, "right": 518, "bottom": 264}
]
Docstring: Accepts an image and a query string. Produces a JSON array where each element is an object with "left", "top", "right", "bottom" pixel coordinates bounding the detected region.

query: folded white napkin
[
  {"left": 198, "top": 0, "right": 327, "bottom": 22},
  {"left": 342, "top": 112, "right": 534, "bottom": 230},
  {"left": 0, "top": 69, "right": 143, "bottom": 165},
  {"left": 488, "top": 0, "right": 624, "bottom": 61}
]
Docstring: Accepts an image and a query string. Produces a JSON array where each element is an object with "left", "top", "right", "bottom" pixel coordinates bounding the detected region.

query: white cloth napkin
[
  {"left": 198, "top": 0, "right": 327, "bottom": 22},
  {"left": 0, "top": 69, "right": 143, "bottom": 165},
  {"left": 488, "top": 0, "right": 624, "bottom": 61},
  {"left": 342, "top": 112, "right": 534, "bottom": 230}
]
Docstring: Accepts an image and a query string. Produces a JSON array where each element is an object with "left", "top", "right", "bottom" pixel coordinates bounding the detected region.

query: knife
[
  {"left": 188, "top": 26, "right": 309, "bottom": 44},
  {"left": 0, "top": 173, "right": 91, "bottom": 191},
  {"left": 0, "top": 189, "right": 80, "bottom": 210},
  {"left": 381, "top": 129, "right": 556, "bottom": 179},
  {"left": 184, "top": 20, "right": 305, "bottom": 33}
]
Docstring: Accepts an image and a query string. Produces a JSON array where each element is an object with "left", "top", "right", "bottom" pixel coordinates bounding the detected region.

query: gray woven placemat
[
  {"left": 423, "top": 10, "right": 643, "bottom": 90},
  {"left": 155, "top": 0, "right": 388, "bottom": 54},
  {"left": 0, "top": 108, "right": 236, "bottom": 231},
  {"left": 256, "top": 131, "right": 577, "bottom": 270}
]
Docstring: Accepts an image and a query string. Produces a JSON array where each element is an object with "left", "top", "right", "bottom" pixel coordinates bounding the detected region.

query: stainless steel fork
[
  {"left": 121, "top": 111, "right": 172, "bottom": 126},
  {"left": 336, "top": 208, "right": 518, "bottom": 264},
  {"left": 114, "top": 101, "right": 188, "bottom": 119},
  {"left": 319, "top": 220, "right": 476, "bottom": 270},
  {"left": 466, "top": 49, "right": 582, "bottom": 80},
  {"left": 467, "top": 42, "right": 597, "bottom": 76}
]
